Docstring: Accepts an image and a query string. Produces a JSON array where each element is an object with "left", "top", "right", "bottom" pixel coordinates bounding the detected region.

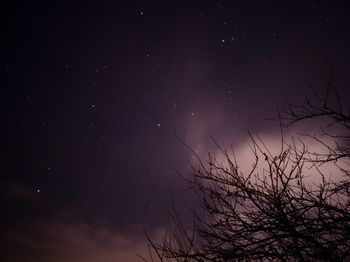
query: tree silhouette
[{"left": 142, "top": 73, "right": 350, "bottom": 261}]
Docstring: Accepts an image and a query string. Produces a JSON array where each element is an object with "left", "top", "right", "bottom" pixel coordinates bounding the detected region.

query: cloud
[
  {"left": 1, "top": 221, "right": 157, "bottom": 262},
  {"left": 209, "top": 129, "right": 347, "bottom": 186}
]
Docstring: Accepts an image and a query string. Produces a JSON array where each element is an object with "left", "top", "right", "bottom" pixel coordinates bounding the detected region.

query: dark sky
[{"left": 2, "top": 1, "right": 350, "bottom": 261}]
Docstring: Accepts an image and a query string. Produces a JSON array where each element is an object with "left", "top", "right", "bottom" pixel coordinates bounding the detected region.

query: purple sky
[{"left": 2, "top": 1, "right": 350, "bottom": 261}]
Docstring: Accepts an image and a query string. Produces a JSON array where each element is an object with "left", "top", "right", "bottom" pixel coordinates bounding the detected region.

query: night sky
[{"left": 2, "top": 1, "right": 350, "bottom": 261}]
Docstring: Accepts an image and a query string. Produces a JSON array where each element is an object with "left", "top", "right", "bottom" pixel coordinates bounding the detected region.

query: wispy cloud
[{"left": 1, "top": 221, "right": 156, "bottom": 262}]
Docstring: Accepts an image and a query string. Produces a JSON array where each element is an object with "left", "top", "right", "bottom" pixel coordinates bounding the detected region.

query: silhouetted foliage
[{"left": 142, "top": 74, "right": 350, "bottom": 261}]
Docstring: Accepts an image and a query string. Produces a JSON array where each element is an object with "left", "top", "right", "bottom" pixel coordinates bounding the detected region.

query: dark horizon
[{"left": 2, "top": 1, "right": 350, "bottom": 261}]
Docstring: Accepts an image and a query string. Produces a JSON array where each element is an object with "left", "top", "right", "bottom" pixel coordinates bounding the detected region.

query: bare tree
[{"left": 142, "top": 75, "right": 350, "bottom": 261}]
